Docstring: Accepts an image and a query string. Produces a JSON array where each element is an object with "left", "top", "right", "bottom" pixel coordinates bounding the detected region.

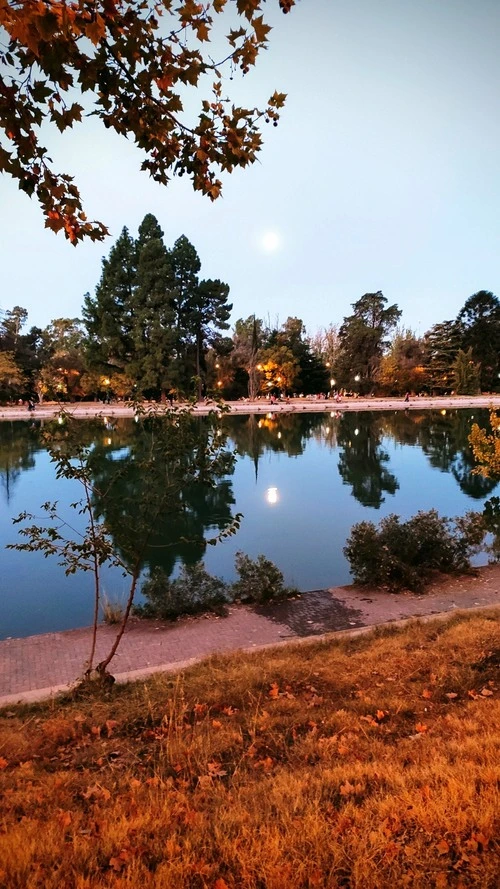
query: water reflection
[
  {"left": 85, "top": 416, "right": 237, "bottom": 577},
  {"left": 336, "top": 412, "right": 399, "bottom": 508},
  {"left": 2, "top": 409, "right": 499, "bottom": 639},
  {"left": 0, "top": 421, "right": 43, "bottom": 503}
]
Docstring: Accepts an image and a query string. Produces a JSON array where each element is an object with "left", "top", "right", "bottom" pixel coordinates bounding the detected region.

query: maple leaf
[
  {"left": 415, "top": 722, "right": 428, "bottom": 733},
  {"left": 253, "top": 15, "right": 272, "bottom": 43}
]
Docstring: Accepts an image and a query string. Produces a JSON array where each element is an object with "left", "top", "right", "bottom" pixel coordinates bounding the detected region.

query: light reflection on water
[{"left": 0, "top": 409, "right": 497, "bottom": 639}]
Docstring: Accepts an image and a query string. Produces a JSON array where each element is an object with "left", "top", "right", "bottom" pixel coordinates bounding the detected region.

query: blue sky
[{"left": 1, "top": 0, "right": 499, "bottom": 337}]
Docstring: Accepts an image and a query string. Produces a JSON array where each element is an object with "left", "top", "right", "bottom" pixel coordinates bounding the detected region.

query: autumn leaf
[
  {"left": 214, "top": 878, "right": 230, "bottom": 889},
  {"left": 415, "top": 722, "right": 428, "bottom": 733},
  {"left": 480, "top": 688, "right": 493, "bottom": 697},
  {"left": 0, "top": 756, "right": 8, "bottom": 769},
  {"left": 340, "top": 780, "right": 363, "bottom": 796},
  {"left": 445, "top": 692, "right": 458, "bottom": 700},
  {"left": 105, "top": 719, "right": 118, "bottom": 737},
  {"left": 57, "top": 810, "right": 72, "bottom": 828},
  {"left": 254, "top": 756, "right": 274, "bottom": 772},
  {"left": 422, "top": 688, "right": 433, "bottom": 699},
  {"left": 207, "top": 761, "right": 227, "bottom": 778},
  {"left": 268, "top": 682, "right": 280, "bottom": 699},
  {"left": 436, "top": 839, "right": 450, "bottom": 855}
]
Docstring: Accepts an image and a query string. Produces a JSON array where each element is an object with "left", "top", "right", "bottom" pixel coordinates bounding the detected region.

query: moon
[{"left": 261, "top": 231, "right": 281, "bottom": 253}]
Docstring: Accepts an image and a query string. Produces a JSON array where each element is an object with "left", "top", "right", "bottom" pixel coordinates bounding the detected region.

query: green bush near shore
[
  {"left": 135, "top": 552, "right": 299, "bottom": 620},
  {"left": 344, "top": 508, "right": 486, "bottom": 591}
]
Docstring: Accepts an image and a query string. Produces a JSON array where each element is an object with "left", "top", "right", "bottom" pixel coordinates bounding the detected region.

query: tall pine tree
[
  {"left": 129, "top": 215, "right": 176, "bottom": 399},
  {"left": 83, "top": 227, "right": 137, "bottom": 371}
]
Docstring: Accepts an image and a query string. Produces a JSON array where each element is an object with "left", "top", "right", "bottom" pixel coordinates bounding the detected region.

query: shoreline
[
  {"left": 1, "top": 562, "right": 499, "bottom": 704},
  {"left": 1, "top": 394, "right": 500, "bottom": 421}
]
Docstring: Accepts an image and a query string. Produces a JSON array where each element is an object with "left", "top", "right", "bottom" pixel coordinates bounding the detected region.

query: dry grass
[{"left": 0, "top": 611, "right": 499, "bottom": 888}]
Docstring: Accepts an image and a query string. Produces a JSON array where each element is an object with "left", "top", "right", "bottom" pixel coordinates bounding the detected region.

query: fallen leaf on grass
[
  {"left": 436, "top": 839, "right": 450, "bottom": 855},
  {"left": 340, "top": 780, "right": 363, "bottom": 796},
  {"left": 207, "top": 761, "right": 227, "bottom": 778},
  {"left": 109, "top": 849, "right": 131, "bottom": 872},
  {"left": 415, "top": 723, "right": 428, "bottom": 733},
  {"left": 105, "top": 719, "right": 118, "bottom": 737},
  {"left": 480, "top": 688, "right": 494, "bottom": 697},
  {"left": 0, "top": 757, "right": 8, "bottom": 769},
  {"left": 83, "top": 783, "right": 111, "bottom": 801}
]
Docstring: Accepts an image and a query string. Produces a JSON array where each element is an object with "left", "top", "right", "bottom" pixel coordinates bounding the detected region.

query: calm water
[{"left": 0, "top": 409, "right": 496, "bottom": 639}]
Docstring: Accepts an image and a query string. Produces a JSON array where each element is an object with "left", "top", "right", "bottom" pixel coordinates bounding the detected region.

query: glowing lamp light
[
  {"left": 277, "top": 431, "right": 282, "bottom": 439},
  {"left": 217, "top": 381, "right": 222, "bottom": 388},
  {"left": 354, "top": 374, "right": 361, "bottom": 383},
  {"left": 441, "top": 409, "right": 447, "bottom": 416},
  {"left": 330, "top": 379, "right": 335, "bottom": 388},
  {"left": 57, "top": 416, "right": 64, "bottom": 425},
  {"left": 354, "top": 428, "right": 359, "bottom": 436},
  {"left": 266, "top": 486, "right": 279, "bottom": 505}
]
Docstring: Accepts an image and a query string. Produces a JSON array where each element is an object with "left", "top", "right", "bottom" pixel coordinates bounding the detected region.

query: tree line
[{"left": 1, "top": 215, "right": 499, "bottom": 403}]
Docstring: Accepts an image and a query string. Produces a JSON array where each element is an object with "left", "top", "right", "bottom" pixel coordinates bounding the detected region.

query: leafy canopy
[{"left": 0, "top": 0, "right": 293, "bottom": 243}]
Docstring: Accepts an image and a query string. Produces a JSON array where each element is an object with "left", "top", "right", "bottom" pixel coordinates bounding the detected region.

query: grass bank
[{"left": 1, "top": 611, "right": 499, "bottom": 888}]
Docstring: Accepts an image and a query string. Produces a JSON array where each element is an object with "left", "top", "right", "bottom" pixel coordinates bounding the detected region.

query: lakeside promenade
[
  {"left": 1, "top": 565, "right": 499, "bottom": 707},
  {"left": 1, "top": 394, "right": 500, "bottom": 421}
]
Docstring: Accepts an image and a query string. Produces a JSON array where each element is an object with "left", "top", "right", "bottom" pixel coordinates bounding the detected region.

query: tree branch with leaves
[{"left": 0, "top": 0, "right": 293, "bottom": 243}]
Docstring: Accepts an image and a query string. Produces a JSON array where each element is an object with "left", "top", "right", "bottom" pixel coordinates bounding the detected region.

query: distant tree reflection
[
  {"left": 337, "top": 412, "right": 399, "bottom": 508},
  {"left": 0, "top": 421, "right": 41, "bottom": 504}
]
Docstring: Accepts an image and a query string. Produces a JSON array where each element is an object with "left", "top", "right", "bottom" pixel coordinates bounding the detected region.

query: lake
[{"left": 0, "top": 409, "right": 496, "bottom": 639}]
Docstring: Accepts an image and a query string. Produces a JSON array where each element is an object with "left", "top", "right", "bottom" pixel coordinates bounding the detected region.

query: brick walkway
[{"left": 1, "top": 567, "right": 499, "bottom": 707}]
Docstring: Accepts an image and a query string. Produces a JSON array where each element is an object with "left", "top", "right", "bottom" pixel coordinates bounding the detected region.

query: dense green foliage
[
  {"left": 344, "top": 509, "right": 486, "bottom": 591},
  {"left": 136, "top": 551, "right": 298, "bottom": 620}
]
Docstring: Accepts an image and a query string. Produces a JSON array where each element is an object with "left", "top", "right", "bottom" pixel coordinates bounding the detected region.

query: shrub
[
  {"left": 136, "top": 563, "right": 230, "bottom": 621},
  {"left": 344, "top": 509, "right": 486, "bottom": 592},
  {"left": 231, "top": 551, "right": 299, "bottom": 604}
]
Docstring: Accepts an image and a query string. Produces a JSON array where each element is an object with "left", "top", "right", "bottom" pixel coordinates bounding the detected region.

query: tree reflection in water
[
  {"left": 86, "top": 414, "right": 237, "bottom": 577},
  {"left": 0, "top": 420, "right": 42, "bottom": 504},
  {"left": 336, "top": 412, "right": 399, "bottom": 508}
]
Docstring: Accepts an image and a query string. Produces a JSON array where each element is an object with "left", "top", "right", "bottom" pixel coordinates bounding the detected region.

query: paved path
[
  {"left": 1, "top": 566, "right": 499, "bottom": 707},
  {"left": 1, "top": 395, "right": 500, "bottom": 421}
]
